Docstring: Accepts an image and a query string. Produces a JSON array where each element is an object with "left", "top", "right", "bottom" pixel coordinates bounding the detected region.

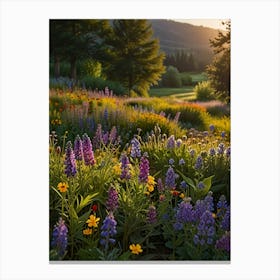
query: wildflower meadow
[
  {"left": 49, "top": 88, "right": 230, "bottom": 261},
  {"left": 49, "top": 19, "right": 230, "bottom": 261}
]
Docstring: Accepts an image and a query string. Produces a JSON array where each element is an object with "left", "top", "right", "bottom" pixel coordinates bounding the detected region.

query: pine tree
[
  {"left": 107, "top": 20, "right": 165, "bottom": 96},
  {"left": 50, "top": 20, "right": 110, "bottom": 80},
  {"left": 206, "top": 21, "right": 230, "bottom": 103}
]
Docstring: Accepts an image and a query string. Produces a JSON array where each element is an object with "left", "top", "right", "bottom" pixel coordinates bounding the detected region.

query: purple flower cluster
[
  {"left": 193, "top": 210, "right": 215, "bottom": 245},
  {"left": 226, "top": 147, "right": 231, "bottom": 157},
  {"left": 193, "top": 192, "right": 214, "bottom": 221},
  {"left": 64, "top": 141, "right": 77, "bottom": 177},
  {"left": 216, "top": 232, "right": 230, "bottom": 252},
  {"left": 174, "top": 198, "right": 194, "bottom": 231},
  {"left": 194, "top": 156, "right": 203, "bottom": 170},
  {"left": 106, "top": 186, "right": 119, "bottom": 212},
  {"left": 209, "top": 148, "right": 216, "bottom": 156},
  {"left": 139, "top": 154, "right": 150, "bottom": 183},
  {"left": 147, "top": 205, "right": 157, "bottom": 224},
  {"left": 209, "top": 124, "right": 215, "bottom": 132},
  {"left": 74, "top": 135, "right": 83, "bottom": 161},
  {"left": 221, "top": 208, "right": 230, "bottom": 231},
  {"left": 130, "top": 137, "right": 141, "bottom": 158},
  {"left": 51, "top": 218, "right": 68, "bottom": 257},
  {"left": 189, "top": 149, "right": 195, "bottom": 157},
  {"left": 92, "top": 124, "right": 103, "bottom": 149},
  {"left": 217, "top": 195, "right": 228, "bottom": 217},
  {"left": 109, "top": 126, "right": 118, "bottom": 144},
  {"left": 166, "top": 135, "right": 175, "bottom": 149},
  {"left": 165, "top": 166, "right": 177, "bottom": 189},
  {"left": 176, "top": 139, "right": 183, "bottom": 147},
  {"left": 217, "top": 143, "right": 225, "bottom": 155},
  {"left": 100, "top": 213, "right": 117, "bottom": 250},
  {"left": 157, "top": 178, "right": 164, "bottom": 193},
  {"left": 197, "top": 181, "right": 205, "bottom": 189},
  {"left": 82, "top": 133, "right": 95, "bottom": 166},
  {"left": 120, "top": 154, "right": 131, "bottom": 180},
  {"left": 179, "top": 158, "right": 185, "bottom": 166}
]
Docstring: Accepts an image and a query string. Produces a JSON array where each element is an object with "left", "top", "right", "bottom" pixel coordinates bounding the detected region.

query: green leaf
[
  {"left": 118, "top": 251, "right": 131, "bottom": 261},
  {"left": 51, "top": 186, "right": 63, "bottom": 200},
  {"left": 176, "top": 170, "right": 196, "bottom": 189},
  {"left": 76, "top": 193, "right": 99, "bottom": 214}
]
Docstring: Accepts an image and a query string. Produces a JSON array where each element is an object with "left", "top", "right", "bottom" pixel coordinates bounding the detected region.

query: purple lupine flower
[
  {"left": 226, "top": 147, "right": 231, "bottom": 157},
  {"left": 102, "top": 131, "right": 109, "bottom": 145},
  {"left": 193, "top": 192, "right": 214, "bottom": 221},
  {"left": 169, "top": 158, "right": 175, "bottom": 165},
  {"left": 217, "top": 143, "right": 225, "bottom": 155},
  {"left": 147, "top": 205, "right": 157, "bottom": 224},
  {"left": 180, "top": 181, "right": 188, "bottom": 189},
  {"left": 120, "top": 154, "right": 131, "bottom": 180},
  {"left": 176, "top": 139, "right": 183, "bottom": 147},
  {"left": 106, "top": 187, "right": 119, "bottom": 212},
  {"left": 216, "top": 232, "right": 230, "bottom": 252},
  {"left": 194, "top": 210, "right": 215, "bottom": 245},
  {"left": 194, "top": 156, "right": 203, "bottom": 170},
  {"left": 64, "top": 141, "right": 77, "bottom": 177},
  {"left": 209, "top": 147, "right": 216, "bottom": 156},
  {"left": 100, "top": 213, "right": 117, "bottom": 250},
  {"left": 157, "top": 178, "right": 164, "bottom": 192},
  {"left": 92, "top": 124, "right": 103, "bottom": 149},
  {"left": 217, "top": 195, "right": 228, "bottom": 218},
  {"left": 130, "top": 137, "right": 141, "bottom": 158},
  {"left": 166, "top": 135, "right": 175, "bottom": 149},
  {"left": 51, "top": 217, "right": 68, "bottom": 257},
  {"left": 209, "top": 124, "right": 215, "bottom": 132},
  {"left": 221, "top": 131, "right": 226, "bottom": 138},
  {"left": 82, "top": 133, "right": 95, "bottom": 166},
  {"left": 109, "top": 126, "right": 117, "bottom": 144},
  {"left": 179, "top": 158, "right": 185, "bottom": 166},
  {"left": 165, "top": 166, "right": 177, "bottom": 189},
  {"left": 139, "top": 154, "right": 150, "bottom": 183},
  {"left": 189, "top": 149, "right": 195, "bottom": 157},
  {"left": 74, "top": 135, "right": 83, "bottom": 161},
  {"left": 174, "top": 198, "right": 194, "bottom": 230},
  {"left": 221, "top": 208, "right": 230, "bottom": 231},
  {"left": 197, "top": 181, "right": 205, "bottom": 190}
]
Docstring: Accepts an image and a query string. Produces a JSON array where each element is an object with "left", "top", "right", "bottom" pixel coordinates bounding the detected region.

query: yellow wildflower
[
  {"left": 83, "top": 228, "right": 93, "bottom": 235},
  {"left": 113, "top": 163, "right": 121, "bottom": 176},
  {"left": 147, "top": 175, "right": 156, "bottom": 193},
  {"left": 129, "top": 244, "right": 143, "bottom": 255},
  {"left": 86, "top": 214, "right": 100, "bottom": 228},
  {"left": 179, "top": 193, "right": 185, "bottom": 199},
  {"left": 57, "top": 182, "right": 68, "bottom": 193}
]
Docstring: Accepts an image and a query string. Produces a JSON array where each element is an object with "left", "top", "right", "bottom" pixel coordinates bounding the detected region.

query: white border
[{"left": 1, "top": 0, "right": 279, "bottom": 279}]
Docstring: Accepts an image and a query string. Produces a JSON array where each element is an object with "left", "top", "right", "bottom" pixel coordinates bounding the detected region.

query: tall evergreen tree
[
  {"left": 106, "top": 20, "right": 165, "bottom": 96},
  {"left": 206, "top": 20, "right": 230, "bottom": 103},
  {"left": 50, "top": 20, "right": 110, "bottom": 79}
]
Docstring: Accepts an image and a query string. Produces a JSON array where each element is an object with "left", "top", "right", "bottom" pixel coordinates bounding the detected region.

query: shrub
[
  {"left": 194, "top": 81, "right": 214, "bottom": 101},
  {"left": 180, "top": 73, "right": 193, "bottom": 86},
  {"left": 161, "top": 66, "right": 182, "bottom": 88},
  {"left": 81, "top": 76, "right": 126, "bottom": 95}
]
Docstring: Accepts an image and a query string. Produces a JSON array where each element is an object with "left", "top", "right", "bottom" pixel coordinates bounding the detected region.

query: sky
[{"left": 174, "top": 19, "right": 228, "bottom": 30}]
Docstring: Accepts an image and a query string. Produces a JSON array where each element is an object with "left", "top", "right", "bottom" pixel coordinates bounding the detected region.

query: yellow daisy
[
  {"left": 129, "top": 244, "right": 143, "bottom": 255},
  {"left": 83, "top": 228, "right": 93, "bottom": 235},
  {"left": 86, "top": 214, "right": 100, "bottom": 228},
  {"left": 57, "top": 182, "right": 68, "bottom": 193}
]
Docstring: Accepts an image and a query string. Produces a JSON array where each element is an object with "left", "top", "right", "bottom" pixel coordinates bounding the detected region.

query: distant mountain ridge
[{"left": 149, "top": 19, "right": 221, "bottom": 53}]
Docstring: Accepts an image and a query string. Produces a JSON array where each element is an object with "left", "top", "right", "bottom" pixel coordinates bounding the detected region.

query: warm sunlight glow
[{"left": 174, "top": 19, "right": 228, "bottom": 30}]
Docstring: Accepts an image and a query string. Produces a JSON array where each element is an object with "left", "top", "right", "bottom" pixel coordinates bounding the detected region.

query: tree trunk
[
  {"left": 70, "top": 57, "right": 77, "bottom": 80},
  {"left": 54, "top": 56, "right": 60, "bottom": 78}
]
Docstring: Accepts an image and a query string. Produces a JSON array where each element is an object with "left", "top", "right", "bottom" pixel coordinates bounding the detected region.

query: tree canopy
[
  {"left": 206, "top": 21, "right": 230, "bottom": 103},
  {"left": 105, "top": 20, "right": 165, "bottom": 96}
]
